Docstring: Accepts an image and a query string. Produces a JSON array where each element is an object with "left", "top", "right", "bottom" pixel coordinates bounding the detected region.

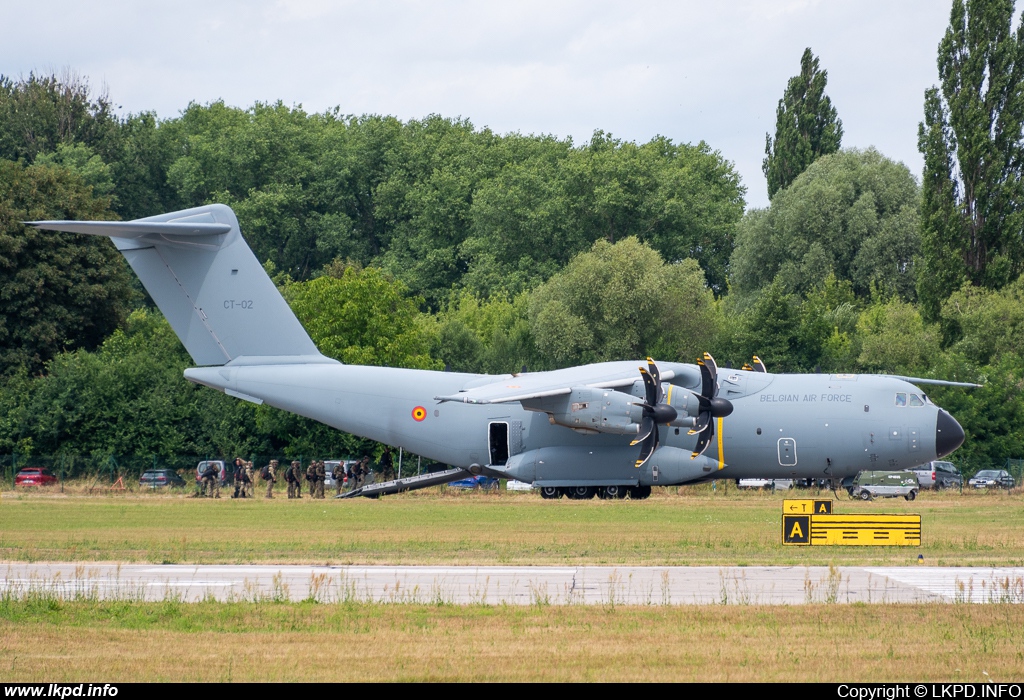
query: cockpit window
[
  {"left": 922, "top": 394, "right": 932, "bottom": 404},
  {"left": 895, "top": 393, "right": 907, "bottom": 407},
  {"left": 910, "top": 394, "right": 924, "bottom": 407}
]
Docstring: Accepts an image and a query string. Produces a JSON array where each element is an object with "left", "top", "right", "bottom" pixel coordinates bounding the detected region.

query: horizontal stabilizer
[{"left": 29, "top": 220, "right": 232, "bottom": 237}]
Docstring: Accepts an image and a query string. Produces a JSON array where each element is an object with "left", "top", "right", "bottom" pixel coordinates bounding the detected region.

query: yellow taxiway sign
[{"left": 783, "top": 513, "right": 921, "bottom": 546}]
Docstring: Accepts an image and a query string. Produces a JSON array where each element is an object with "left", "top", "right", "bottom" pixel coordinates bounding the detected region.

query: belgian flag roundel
[{"left": 412, "top": 406, "right": 427, "bottom": 422}]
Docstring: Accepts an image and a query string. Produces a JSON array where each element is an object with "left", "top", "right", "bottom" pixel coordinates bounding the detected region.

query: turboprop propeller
[{"left": 630, "top": 354, "right": 734, "bottom": 468}]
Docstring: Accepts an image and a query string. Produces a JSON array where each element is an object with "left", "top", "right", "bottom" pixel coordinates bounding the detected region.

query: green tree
[
  {"left": 284, "top": 261, "right": 441, "bottom": 369},
  {"left": 9, "top": 309, "right": 267, "bottom": 458},
  {"left": 0, "top": 160, "right": 133, "bottom": 374},
  {"left": 763, "top": 48, "right": 843, "bottom": 199},
  {"left": 0, "top": 72, "right": 120, "bottom": 164},
  {"left": 432, "top": 291, "right": 538, "bottom": 374},
  {"left": 939, "top": 274, "right": 1024, "bottom": 365},
  {"left": 732, "top": 149, "right": 921, "bottom": 303},
  {"left": 918, "top": 0, "right": 1024, "bottom": 319},
  {"left": 529, "top": 238, "right": 717, "bottom": 367},
  {"left": 856, "top": 298, "right": 940, "bottom": 374}
]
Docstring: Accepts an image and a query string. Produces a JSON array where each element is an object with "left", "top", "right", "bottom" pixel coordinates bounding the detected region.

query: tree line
[{"left": 1, "top": 0, "right": 1022, "bottom": 474}]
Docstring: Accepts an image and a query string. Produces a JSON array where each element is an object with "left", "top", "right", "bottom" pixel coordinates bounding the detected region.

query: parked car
[
  {"left": 849, "top": 470, "right": 919, "bottom": 501},
  {"left": 448, "top": 475, "right": 499, "bottom": 490},
  {"left": 909, "top": 460, "right": 963, "bottom": 490},
  {"left": 505, "top": 479, "right": 534, "bottom": 492},
  {"left": 968, "top": 469, "right": 1015, "bottom": 489},
  {"left": 14, "top": 467, "right": 58, "bottom": 487},
  {"left": 140, "top": 469, "right": 187, "bottom": 488},
  {"left": 736, "top": 478, "right": 794, "bottom": 491}
]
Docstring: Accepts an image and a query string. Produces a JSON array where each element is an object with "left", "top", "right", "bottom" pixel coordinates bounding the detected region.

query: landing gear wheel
[
  {"left": 567, "top": 486, "right": 596, "bottom": 500},
  {"left": 540, "top": 486, "right": 562, "bottom": 499},
  {"left": 628, "top": 485, "right": 652, "bottom": 500},
  {"left": 905, "top": 490, "right": 917, "bottom": 501},
  {"left": 601, "top": 485, "right": 627, "bottom": 500}
]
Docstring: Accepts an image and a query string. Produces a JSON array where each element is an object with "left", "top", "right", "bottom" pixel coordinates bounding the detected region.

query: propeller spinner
[{"left": 629, "top": 354, "right": 734, "bottom": 468}]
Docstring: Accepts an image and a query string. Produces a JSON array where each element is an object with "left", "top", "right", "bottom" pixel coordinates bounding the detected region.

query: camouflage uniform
[
  {"left": 306, "top": 461, "right": 317, "bottom": 498},
  {"left": 231, "top": 458, "right": 245, "bottom": 498},
  {"left": 358, "top": 456, "right": 371, "bottom": 489},
  {"left": 286, "top": 461, "right": 298, "bottom": 498},
  {"left": 314, "top": 460, "right": 326, "bottom": 499},
  {"left": 291, "top": 461, "right": 303, "bottom": 498},
  {"left": 334, "top": 463, "right": 345, "bottom": 497},
  {"left": 204, "top": 464, "right": 220, "bottom": 498},
  {"left": 264, "top": 460, "right": 277, "bottom": 498},
  {"left": 244, "top": 461, "right": 255, "bottom": 498}
]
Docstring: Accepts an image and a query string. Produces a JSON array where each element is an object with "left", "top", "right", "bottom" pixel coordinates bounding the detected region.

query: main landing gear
[{"left": 538, "top": 485, "right": 651, "bottom": 500}]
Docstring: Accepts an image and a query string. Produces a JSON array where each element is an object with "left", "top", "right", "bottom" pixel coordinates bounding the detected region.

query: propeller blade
[
  {"left": 631, "top": 415, "right": 655, "bottom": 446},
  {"left": 688, "top": 410, "right": 711, "bottom": 435},
  {"left": 751, "top": 355, "right": 767, "bottom": 373},
  {"left": 646, "top": 357, "right": 662, "bottom": 398},
  {"left": 691, "top": 423, "right": 712, "bottom": 459},
  {"left": 634, "top": 423, "right": 659, "bottom": 468},
  {"left": 639, "top": 367, "right": 659, "bottom": 407},
  {"left": 698, "top": 352, "right": 718, "bottom": 399}
]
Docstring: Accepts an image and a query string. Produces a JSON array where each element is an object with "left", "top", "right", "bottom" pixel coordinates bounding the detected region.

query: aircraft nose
[{"left": 935, "top": 409, "right": 965, "bottom": 458}]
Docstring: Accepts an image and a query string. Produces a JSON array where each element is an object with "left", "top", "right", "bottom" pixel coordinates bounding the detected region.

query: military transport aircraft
[{"left": 30, "top": 204, "right": 971, "bottom": 500}]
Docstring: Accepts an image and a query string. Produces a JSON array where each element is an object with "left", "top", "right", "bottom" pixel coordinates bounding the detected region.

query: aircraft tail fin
[{"left": 29, "top": 204, "right": 331, "bottom": 367}]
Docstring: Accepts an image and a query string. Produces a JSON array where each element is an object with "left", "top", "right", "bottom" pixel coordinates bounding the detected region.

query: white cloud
[{"left": 1, "top": 0, "right": 953, "bottom": 206}]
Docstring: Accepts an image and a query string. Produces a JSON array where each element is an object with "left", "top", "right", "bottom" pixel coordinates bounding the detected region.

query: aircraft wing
[{"left": 434, "top": 360, "right": 680, "bottom": 405}]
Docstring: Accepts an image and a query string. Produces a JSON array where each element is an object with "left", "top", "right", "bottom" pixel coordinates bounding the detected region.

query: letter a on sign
[{"left": 783, "top": 515, "right": 811, "bottom": 545}]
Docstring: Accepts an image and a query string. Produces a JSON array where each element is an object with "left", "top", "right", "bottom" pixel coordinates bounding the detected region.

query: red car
[{"left": 14, "top": 467, "right": 58, "bottom": 487}]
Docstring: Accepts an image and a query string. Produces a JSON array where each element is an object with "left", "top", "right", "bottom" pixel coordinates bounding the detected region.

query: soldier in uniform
[
  {"left": 285, "top": 460, "right": 297, "bottom": 498},
  {"left": 306, "top": 460, "right": 317, "bottom": 497},
  {"left": 264, "top": 459, "right": 278, "bottom": 498},
  {"left": 231, "top": 457, "right": 245, "bottom": 498},
  {"left": 334, "top": 462, "right": 347, "bottom": 497},
  {"left": 199, "top": 463, "right": 214, "bottom": 498},
  {"left": 358, "top": 455, "right": 371, "bottom": 488},
  {"left": 314, "top": 460, "right": 326, "bottom": 498},
  {"left": 381, "top": 447, "right": 395, "bottom": 481},
  {"left": 244, "top": 460, "right": 255, "bottom": 498},
  {"left": 291, "top": 460, "right": 303, "bottom": 498},
  {"left": 203, "top": 462, "right": 221, "bottom": 498}
]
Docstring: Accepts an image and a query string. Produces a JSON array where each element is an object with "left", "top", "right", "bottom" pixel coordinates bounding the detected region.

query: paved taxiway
[{"left": 3, "top": 563, "right": 1022, "bottom": 604}]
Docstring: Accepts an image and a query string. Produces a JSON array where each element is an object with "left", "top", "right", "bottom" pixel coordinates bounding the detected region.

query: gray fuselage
[{"left": 185, "top": 361, "right": 960, "bottom": 488}]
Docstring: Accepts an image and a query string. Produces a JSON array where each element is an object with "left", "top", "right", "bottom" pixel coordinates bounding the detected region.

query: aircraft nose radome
[{"left": 935, "top": 409, "right": 965, "bottom": 458}]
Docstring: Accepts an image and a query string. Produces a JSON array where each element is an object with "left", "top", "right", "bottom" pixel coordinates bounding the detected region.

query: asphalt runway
[{"left": 3, "top": 563, "right": 1023, "bottom": 604}]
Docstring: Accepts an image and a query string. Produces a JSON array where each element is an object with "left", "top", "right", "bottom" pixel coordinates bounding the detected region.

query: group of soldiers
[{"left": 198, "top": 455, "right": 380, "bottom": 500}]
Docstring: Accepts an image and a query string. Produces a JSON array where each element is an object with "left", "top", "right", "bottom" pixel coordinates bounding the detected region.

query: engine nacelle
[
  {"left": 663, "top": 385, "right": 700, "bottom": 428},
  {"left": 523, "top": 387, "right": 643, "bottom": 435}
]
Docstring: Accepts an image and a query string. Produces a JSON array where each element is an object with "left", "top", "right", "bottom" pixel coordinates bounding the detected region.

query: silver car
[{"left": 850, "top": 470, "right": 920, "bottom": 501}]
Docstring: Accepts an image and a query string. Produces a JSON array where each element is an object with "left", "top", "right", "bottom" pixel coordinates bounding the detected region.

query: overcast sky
[{"left": 3, "top": 1, "right": 956, "bottom": 208}]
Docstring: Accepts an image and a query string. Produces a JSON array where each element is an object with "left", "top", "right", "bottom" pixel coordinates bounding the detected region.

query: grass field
[
  {"left": 2, "top": 483, "right": 1022, "bottom": 566},
  {"left": 1, "top": 596, "right": 1022, "bottom": 682}
]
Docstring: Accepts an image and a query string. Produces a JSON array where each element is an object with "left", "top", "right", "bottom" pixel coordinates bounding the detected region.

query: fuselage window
[
  {"left": 910, "top": 394, "right": 924, "bottom": 407},
  {"left": 895, "top": 393, "right": 907, "bottom": 407}
]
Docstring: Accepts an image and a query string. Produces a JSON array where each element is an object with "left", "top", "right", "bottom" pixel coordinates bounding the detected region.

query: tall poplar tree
[
  {"left": 763, "top": 48, "right": 843, "bottom": 199},
  {"left": 918, "top": 0, "right": 1024, "bottom": 320}
]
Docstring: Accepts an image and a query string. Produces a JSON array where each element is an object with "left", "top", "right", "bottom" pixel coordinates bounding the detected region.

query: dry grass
[
  {"left": 1, "top": 599, "right": 1023, "bottom": 682},
  {"left": 2, "top": 484, "right": 1023, "bottom": 566}
]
